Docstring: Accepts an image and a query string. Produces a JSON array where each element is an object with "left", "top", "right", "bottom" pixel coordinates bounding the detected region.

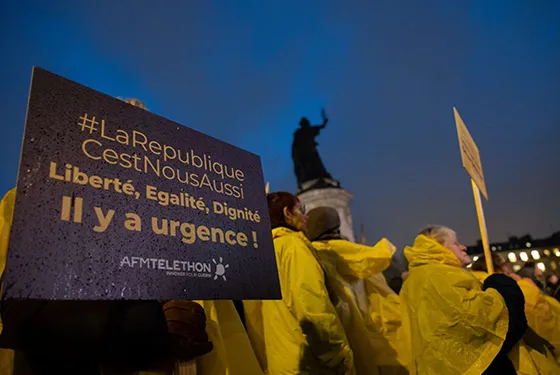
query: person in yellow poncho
[
  {"left": 401, "top": 226, "right": 528, "bottom": 375},
  {"left": 244, "top": 192, "right": 354, "bottom": 375},
  {"left": 520, "top": 278, "right": 560, "bottom": 355},
  {"left": 471, "top": 254, "right": 560, "bottom": 368},
  {"left": 517, "top": 261, "right": 560, "bottom": 354},
  {"left": 194, "top": 300, "right": 263, "bottom": 375},
  {"left": 305, "top": 206, "right": 408, "bottom": 375}
]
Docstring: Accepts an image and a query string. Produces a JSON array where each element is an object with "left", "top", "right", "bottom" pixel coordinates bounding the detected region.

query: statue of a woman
[{"left": 291, "top": 108, "right": 334, "bottom": 189}]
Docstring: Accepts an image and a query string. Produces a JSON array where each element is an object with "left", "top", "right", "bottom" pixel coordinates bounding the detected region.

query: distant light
[
  {"left": 555, "top": 250, "right": 560, "bottom": 258},
  {"left": 508, "top": 253, "right": 517, "bottom": 263},
  {"left": 498, "top": 246, "right": 502, "bottom": 250},
  {"left": 552, "top": 261, "right": 557, "bottom": 270},
  {"left": 491, "top": 246, "right": 496, "bottom": 251},
  {"left": 513, "top": 264, "right": 522, "bottom": 272},
  {"left": 466, "top": 264, "right": 472, "bottom": 269},
  {"left": 544, "top": 249, "right": 551, "bottom": 257},
  {"left": 520, "top": 252, "right": 529, "bottom": 262},
  {"left": 526, "top": 242, "right": 532, "bottom": 248},
  {"left": 473, "top": 256, "right": 479, "bottom": 262},
  {"left": 537, "top": 262, "right": 546, "bottom": 271},
  {"left": 531, "top": 250, "right": 541, "bottom": 260}
]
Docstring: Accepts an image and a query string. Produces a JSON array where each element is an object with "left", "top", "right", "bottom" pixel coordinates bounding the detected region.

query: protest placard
[
  {"left": 454, "top": 107, "right": 488, "bottom": 200},
  {"left": 3, "top": 67, "right": 280, "bottom": 300},
  {"left": 453, "top": 107, "right": 492, "bottom": 273}
]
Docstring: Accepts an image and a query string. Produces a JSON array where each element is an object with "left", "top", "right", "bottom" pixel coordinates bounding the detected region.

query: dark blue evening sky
[{"left": 1, "top": 1, "right": 559, "bottom": 250}]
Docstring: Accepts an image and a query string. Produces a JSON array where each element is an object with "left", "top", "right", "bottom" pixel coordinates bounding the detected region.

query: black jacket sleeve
[
  {"left": 523, "top": 326, "right": 555, "bottom": 357},
  {"left": 481, "top": 274, "right": 528, "bottom": 375},
  {"left": 482, "top": 274, "right": 528, "bottom": 353}
]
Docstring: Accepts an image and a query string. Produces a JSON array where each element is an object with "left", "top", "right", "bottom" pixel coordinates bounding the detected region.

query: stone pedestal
[{"left": 297, "top": 188, "right": 355, "bottom": 243}]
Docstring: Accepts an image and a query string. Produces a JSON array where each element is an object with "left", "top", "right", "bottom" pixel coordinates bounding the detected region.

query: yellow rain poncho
[
  {"left": 470, "top": 270, "right": 560, "bottom": 374},
  {"left": 244, "top": 227, "right": 354, "bottom": 375},
  {"left": 312, "top": 238, "right": 408, "bottom": 375},
  {"left": 195, "top": 300, "right": 263, "bottom": 375},
  {"left": 243, "top": 299, "right": 267, "bottom": 371},
  {"left": 517, "top": 278, "right": 560, "bottom": 354},
  {"left": 0, "top": 188, "right": 16, "bottom": 375},
  {"left": 401, "top": 235, "right": 510, "bottom": 374}
]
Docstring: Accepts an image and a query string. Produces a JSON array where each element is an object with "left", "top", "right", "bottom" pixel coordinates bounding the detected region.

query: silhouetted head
[
  {"left": 306, "top": 207, "right": 341, "bottom": 241},
  {"left": 471, "top": 253, "right": 512, "bottom": 274},
  {"left": 299, "top": 117, "right": 310, "bottom": 127},
  {"left": 519, "top": 261, "right": 543, "bottom": 280},
  {"left": 547, "top": 274, "right": 559, "bottom": 287}
]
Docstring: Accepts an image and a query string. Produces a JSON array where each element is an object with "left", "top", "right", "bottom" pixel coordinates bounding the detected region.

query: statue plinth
[
  {"left": 297, "top": 177, "right": 341, "bottom": 194},
  {"left": 297, "top": 187, "right": 355, "bottom": 243}
]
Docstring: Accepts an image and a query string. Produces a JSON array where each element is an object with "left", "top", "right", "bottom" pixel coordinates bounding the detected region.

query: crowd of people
[{"left": 1, "top": 188, "right": 560, "bottom": 374}]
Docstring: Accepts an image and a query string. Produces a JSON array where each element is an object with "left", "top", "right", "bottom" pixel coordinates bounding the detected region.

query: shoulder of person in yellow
[
  {"left": 0, "top": 187, "right": 16, "bottom": 277},
  {"left": 194, "top": 300, "right": 264, "bottom": 375},
  {"left": 305, "top": 206, "right": 407, "bottom": 373},
  {"left": 0, "top": 188, "right": 15, "bottom": 375}
]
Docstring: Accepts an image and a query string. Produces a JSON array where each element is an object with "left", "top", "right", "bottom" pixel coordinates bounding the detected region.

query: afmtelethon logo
[
  {"left": 119, "top": 255, "right": 229, "bottom": 281},
  {"left": 213, "top": 257, "right": 229, "bottom": 281}
]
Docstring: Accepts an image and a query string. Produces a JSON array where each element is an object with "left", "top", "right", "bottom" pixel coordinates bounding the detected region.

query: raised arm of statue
[{"left": 319, "top": 108, "right": 328, "bottom": 129}]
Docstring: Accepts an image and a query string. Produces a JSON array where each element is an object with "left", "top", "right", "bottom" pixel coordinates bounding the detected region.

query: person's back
[
  {"left": 264, "top": 229, "right": 315, "bottom": 373},
  {"left": 313, "top": 239, "right": 408, "bottom": 375},
  {"left": 306, "top": 206, "right": 408, "bottom": 375},
  {"left": 262, "top": 227, "right": 351, "bottom": 374}
]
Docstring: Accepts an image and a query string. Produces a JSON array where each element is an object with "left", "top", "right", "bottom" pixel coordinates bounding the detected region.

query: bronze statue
[{"left": 292, "top": 108, "right": 339, "bottom": 191}]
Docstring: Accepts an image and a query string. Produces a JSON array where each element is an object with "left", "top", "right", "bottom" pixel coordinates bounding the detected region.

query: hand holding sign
[{"left": 163, "top": 300, "right": 213, "bottom": 361}]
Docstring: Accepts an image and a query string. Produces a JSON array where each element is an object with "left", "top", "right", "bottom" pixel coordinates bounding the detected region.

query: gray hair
[{"left": 419, "top": 225, "right": 455, "bottom": 246}]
